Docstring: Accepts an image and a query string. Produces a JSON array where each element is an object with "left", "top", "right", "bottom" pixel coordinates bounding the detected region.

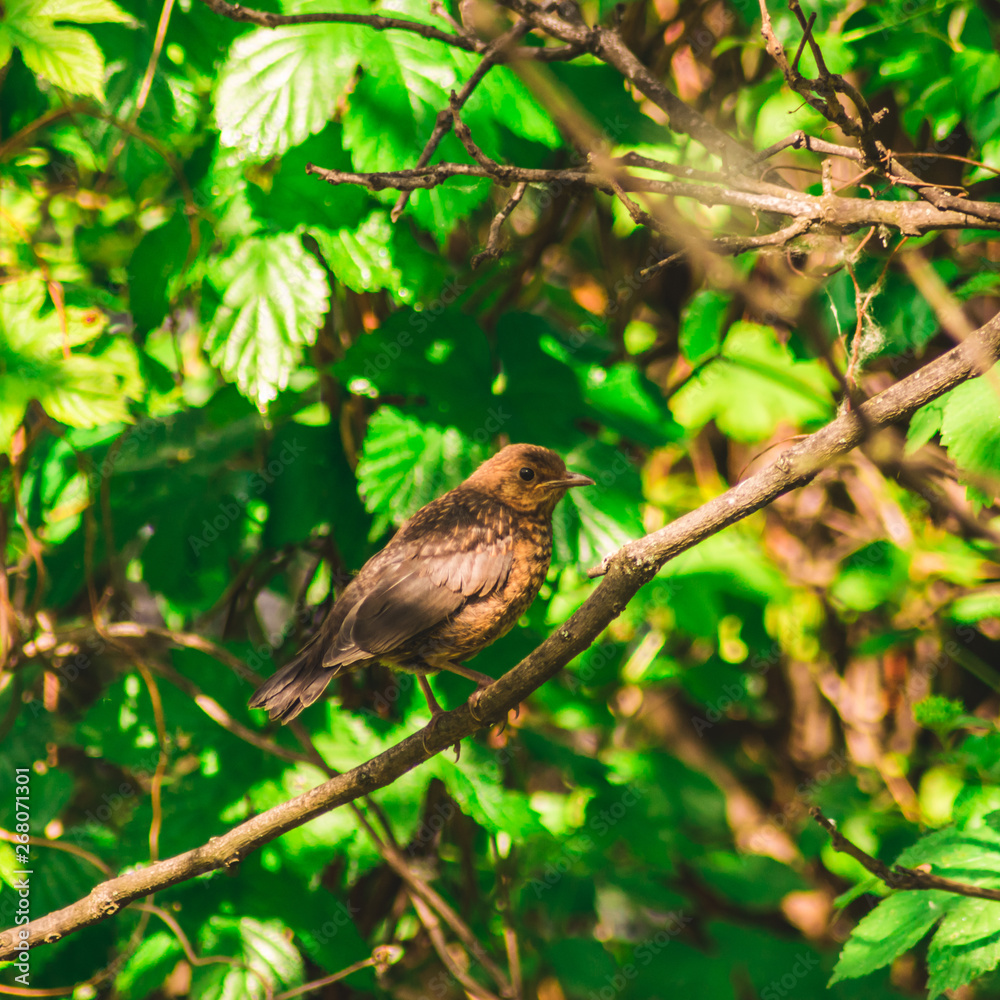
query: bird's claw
[
  {"left": 468, "top": 686, "right": 520, "bottom": 736},
  {"left": 422, "top": 711, "right": 461, "bottom": 760},
  {"left": 468, "top": 685, "right": 488, "bottom": 724}
]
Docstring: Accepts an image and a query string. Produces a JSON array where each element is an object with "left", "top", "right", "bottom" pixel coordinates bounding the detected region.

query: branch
[
  {"left": 4, "top": 310, "right": 1000, "bottom": 959},
  {"left": 811, "top": 808, "right": 1000, "bottom": 903},
  {"left": 305, "top": 159, "right": 1000, "bottom": 234},
  {"left": 472, "top": 181, "right": 528, "bottom": 267},
  {"left": 758, "top": 0, "right": 1000, "bottom": 227},
  {"left": 494, "top": 0, "right": 760, "bottom": 174},
  {"left": 391, "top": 18, "right": 535, "bottom": 221},
  {"left": 197, "top": 0, "right": 579, "bottom": 60}
]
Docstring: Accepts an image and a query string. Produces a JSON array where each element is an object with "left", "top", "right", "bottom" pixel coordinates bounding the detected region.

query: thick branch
[{"left": 3, "top": 311, "right": 1000, "bottom": 959}]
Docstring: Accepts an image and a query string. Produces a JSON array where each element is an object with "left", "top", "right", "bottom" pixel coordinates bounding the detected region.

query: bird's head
[{"left": 465, "top": 443, "right": 595, "bottom": 514}]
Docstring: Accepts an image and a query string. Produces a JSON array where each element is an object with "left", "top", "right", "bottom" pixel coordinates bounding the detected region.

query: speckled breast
[{"left": 410, "top": 512, "right": 552, "bottom": 664}]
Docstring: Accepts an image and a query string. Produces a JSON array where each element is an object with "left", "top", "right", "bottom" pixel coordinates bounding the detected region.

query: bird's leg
[
  {"left": 427, "top": 657, "right": 519, "bottom": 729},
  {"left": 416, "top": 674, "right": 461, "bottom": 760}
]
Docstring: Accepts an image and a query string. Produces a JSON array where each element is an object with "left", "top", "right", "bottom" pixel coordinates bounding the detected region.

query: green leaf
[
  {"left": 906, "top": 397, "right": 945, "bottom": 453},
  {"left": 895, "top": 825, "right": 1000, "bottom": 876},
  {"left": 915, "top": 695, "right": 980, "bottom": 737},
  {"left": 37, "top": 0, "right": 134, "bottom": 23},
  {"left": 829, "top": 542, "right": 909, "bottom": 612},
  {"left": 128, "top": 209, "right": 191, "bottom": 335},
  {"left": 554, "top": 440, "right": 644, "bottom": 567},
  {"left": 474, "top": 64, "right": 560, "bottom": 147},
  {"left": 115, "top": 932, "right": 183, "bottom": 1000},
  {"left": 11, "top": 21, "right": 106, "bottom": 99},
  {"left": 206, "top": 233, "right": 329, "bottom": 408},
  {"left": 581, "top": 365, "right": 682, "bottom": 447},
  {"left": 312, "top": 211, "right": 404, "bottom": 295},
  {"left": 670, "top": 322, "right": 836, "bottom": 441},
  {"left": 679, "top": 290, "right": 729, "bottom": 365},
  {"left": 927, "top": 897, "right": 1000, "bottom": 998},
  {"left": 937, "top": 365, "right": 1000, "bottom": 502},
  {"left": 193, "top": 916, "right": 304, "bottom": 1000},
  {"left": 333, "top": 307, "right": 496, "bottom": 437},
  {"left": 355, "top": 406, "right": 487, "bottom": 537},
  {"left": 215, "top": 18, "right": 361, "bottom": 160},
  {"left": 951, "top": 589, "right": 1000, "bottom": 623},
  {"left": 0, "top": 279, "right": 138, "bottom": 451},
  {"left": 830, "top": 889, "right": 957, "bottom": 983}
]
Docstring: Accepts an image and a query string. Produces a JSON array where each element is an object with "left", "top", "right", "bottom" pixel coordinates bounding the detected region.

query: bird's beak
[{"left": 556, "top": 470, "right": 595, "bottom": 489}]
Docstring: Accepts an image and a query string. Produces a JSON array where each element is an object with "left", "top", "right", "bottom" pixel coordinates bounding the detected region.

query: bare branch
[
  {"left": 757, "top": 0, "right": 1000, "bottom": 226},
  {"left": 391, "top": 18, "right": 535, "bottom": 221},
  {"left": 305, "top": 159, "right": 1000, "bottom": 235},
  {"left": 472, "top": 181, "right": 529, "bottom": 267},
  {"left": 812, "top": 807, "right": 1000, "bottom": 903},
  {"left": 494, "top": 0, "right": 761, "bottom": 173},
  {"left": 4, "top": 309, "right": 1000, "bottom": 960},
  {"left": 197, "top": 0, "right": 579, "bottom": 59}
]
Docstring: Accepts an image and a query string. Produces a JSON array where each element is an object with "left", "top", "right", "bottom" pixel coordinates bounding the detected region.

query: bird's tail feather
[{"left": 248, "top": 646, "right": 336, "bottom": 722}]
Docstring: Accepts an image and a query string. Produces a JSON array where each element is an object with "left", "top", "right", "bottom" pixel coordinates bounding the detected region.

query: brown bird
[{"left": 249, "top": 444, "right": 594, "bottom": 732}]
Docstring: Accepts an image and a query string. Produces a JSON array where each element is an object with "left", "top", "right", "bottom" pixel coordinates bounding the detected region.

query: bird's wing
[{"left": 323, "top": 501, "right": 514, "bottom": 666}]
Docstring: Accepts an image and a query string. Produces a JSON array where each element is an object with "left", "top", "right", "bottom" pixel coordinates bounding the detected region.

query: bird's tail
[{"left": 248, "top": 643, "right": 338, "bottom": 723}]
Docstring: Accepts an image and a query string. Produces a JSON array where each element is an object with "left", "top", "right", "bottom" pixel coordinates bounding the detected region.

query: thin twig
[
  {"left": 472, "top": 181, "right": 529, "bottom": 267},
  {"left": 197, "top": 0, "right": 579, "bottom": 60},
  {"left": 392, "top": 19, "right": 534, "bottom": 221},
  {"left": 812, "top": 808, "right": 1000, "bottom": 902},
  {"left": 273, "top": 947, "right": 404, "bottom": 1000}
]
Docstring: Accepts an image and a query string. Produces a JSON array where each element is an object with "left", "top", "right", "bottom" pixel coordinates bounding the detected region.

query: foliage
[{"left": 2, "top": 0, "right": 1000, "bottom": 999}]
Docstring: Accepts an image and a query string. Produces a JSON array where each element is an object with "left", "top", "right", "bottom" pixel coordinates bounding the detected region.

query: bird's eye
[{"left": 519, "top": 467, "right": 535, "bottom": 482}]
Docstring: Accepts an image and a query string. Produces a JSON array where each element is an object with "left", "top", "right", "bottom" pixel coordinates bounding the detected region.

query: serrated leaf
[
  {"left": 215, "top": 21, "right": 361, "bottom": 160},
  {"left": 12, "top": 21, "right": 106, "bottom": 99},
  {"left": 895, "top": 825, "right": 1000, "bottom": 876},
  {"left": 927, "top": 897, "right": 1000, "bottom": 998},
  {"left": 194, "top": 917, "right": 304, "bottom": 1000},
  {"left": 0, "top": 280, "right": 137, "bottom": 451},
  {"left": 670, "top": 322, "right": 836, "bottom": 442},
  {"left": 342, "top": 29, "right": 457, "bottom": 171},
  {"left": 312, "top": 211, "right": 403, "bottom": 294},
  {"left": 830, "top": 889, "right": 957, "bottom": 983},
  {"left": 431, "top": 746, "right": 544, "bottom": 840},
  {"left": 938, "top": 365, "right": 1000, "bottom": 501},
  {"left": 553, "top": 441, "right": 643, "bottom": 566},
  {"left": 355, "top": 407, "right": 487, "bottom": 537},
  {"left": 206, "top": 234, "right": 329, "bottom": 408}
]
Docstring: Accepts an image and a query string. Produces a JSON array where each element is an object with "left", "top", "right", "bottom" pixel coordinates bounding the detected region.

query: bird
[{"left": 249, "top": 443, "right": 594, "bottom": 738}]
